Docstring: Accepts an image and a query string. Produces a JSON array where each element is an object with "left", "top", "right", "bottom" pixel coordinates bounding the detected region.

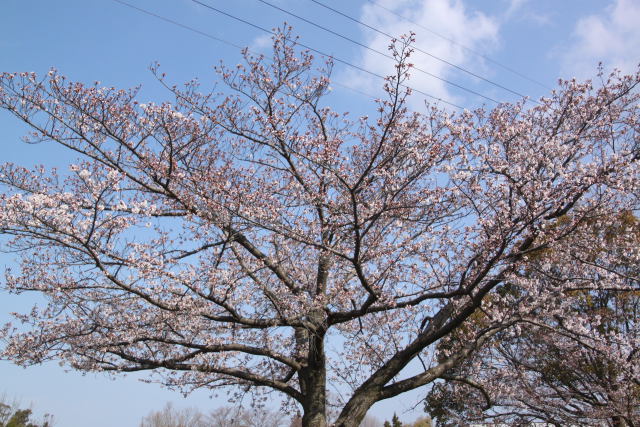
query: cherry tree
[
  {"left": 425, "top": 213, "right": 640, "bottom": 426},
  {"left": 427, "top": 294, "right": 639, "bottom": 426},
  {"left": 0, "top": 30, "right": 639, "bottom": 427}
]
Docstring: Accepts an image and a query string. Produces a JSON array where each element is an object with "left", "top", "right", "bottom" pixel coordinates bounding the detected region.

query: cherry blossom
[{"left": 0, "top": 29, "right": 639, "bottom": 427}]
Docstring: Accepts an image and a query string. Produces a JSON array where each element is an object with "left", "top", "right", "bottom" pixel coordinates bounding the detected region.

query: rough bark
[
  {"left": 298, "top": 320, "right": 327, "bottom": 427},
  {"left": 612, "top": 415, "right": 632, "bottom": 427},
  {"left": 333, "top": 389, "right": 380, "bottom": 427}
]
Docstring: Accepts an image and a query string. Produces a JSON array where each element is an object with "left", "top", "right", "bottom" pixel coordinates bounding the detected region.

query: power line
[
  {"left": 255, "top": 0, "right": 501, "bottom": 105},
  {"left": 190, "top": 0, "right": 465, "bottom": 108},
  {"left": 366, "top": 0, "right": 551, "bottom": 90},
  {"left": 331, "top": 81, "right": 377, "bottom": 100},
  {"left": 308, "top": 0, "right": 536, "bottom": 103},
  {"left": 113, "top": 0, "right": 244, "bottom": 50},
  {"left": 112, "top": 0, "right": 378, "bottom": 102}
]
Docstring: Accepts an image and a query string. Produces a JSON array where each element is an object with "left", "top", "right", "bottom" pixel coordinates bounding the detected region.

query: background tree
[
  {"left": 140, "top": 402, "right": 286, "bottom": 427},
  {"left": 407, "top": 417, "right": 431, "bottom": 427},
  {"left": 382, "top": 414, "right": 430, "bottom": 427},
  {"left": 207, "top": 405, "right": 286, "bottom": 427},
  {"left": 384, "top": 414, "right": 402, "bottom": 427},
  {"left": 1, "top": 28, "right": 639, "bottom": 427},
  {"left": 0, "top": 395, "right": 53, "bottom": 427},
  {"left": 139, "top": 402, "right": 208, "bottom": 427},
  {"left": 425, "top": 213, "right": 640, "bottom": 426},
  {"left": 358, "top": 414, "right": 383, "bottom": 427}
]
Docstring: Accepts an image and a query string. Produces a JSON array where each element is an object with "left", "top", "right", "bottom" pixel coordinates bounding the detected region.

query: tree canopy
[
  {"left": 426, "top": 213, "right": 640, "bottom": 426},
  {"left": 0, "top": 29, "right": 639, "bottom": 427}
]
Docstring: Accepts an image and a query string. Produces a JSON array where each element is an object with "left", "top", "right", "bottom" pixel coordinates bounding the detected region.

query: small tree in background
[
  {"left": 408, "top": 417, "right": 431, "bottom": 427},
  {"left": 139, "top": 402, "right": 207, "bottom": 427},
  {"left": 383, "top": 413, "right": 402, "bottom": 427},
  {"left": 140, "top": 403, "right": 287, "bottom": 427},
  {"left": 0, "top": 396, "right": 53, "bottom": 427},
  {"left": 208, "top": 405, "right": 286, "bottom": 427},
  {"left": 359, "top": 414, "right": 382, "bottom": 427}
]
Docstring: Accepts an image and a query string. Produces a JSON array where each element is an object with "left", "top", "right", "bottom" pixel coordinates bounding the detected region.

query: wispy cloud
[
  {"left": 504, "top": 0, "right": 528, "bottom": 18},
  {"left": 251, "top": 33, "right": 274, "bottom": 51},
  {"left": 343, "top": 0, "right": 499, "bottom": 108},
  {"left": 561, "top": 0, "right": 640, "bottom": 78},
  {"left": 503, "top": 0, "right": 550, "bottom": 26}
]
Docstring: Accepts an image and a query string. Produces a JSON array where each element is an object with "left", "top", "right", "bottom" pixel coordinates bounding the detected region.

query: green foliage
[
  {"left": 0, "top": 402, "right": 51, "bottom": 427},
  {"left": 6, "top": 409, "right": 33, "bottom": 427},
  {"left": 383, "top": 414, "right": 432, "bottom": 427},
  {"left": 383, "top": 413, "right": 403, "bottom": 427}
]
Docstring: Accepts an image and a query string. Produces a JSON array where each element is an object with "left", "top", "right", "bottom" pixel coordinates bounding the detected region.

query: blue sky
[{"left": 1, "top": 0, "right": 639, "bottom": 425}]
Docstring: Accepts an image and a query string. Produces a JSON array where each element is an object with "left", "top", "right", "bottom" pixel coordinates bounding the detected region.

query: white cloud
[
  {"left": 251, "top": 33, "right": 274, "bottom": 51},
  {"left": 505, "top": 0, "right": 528, "bottom": 18},
  {"left": 503, "top": 0, "right": 550, "bottom": 26},
  {"left": 342, "top": 0, "right": 499, "bottom": 109},
  {"left": 561, "top": 0, "right": 640, "bottom": 78}
]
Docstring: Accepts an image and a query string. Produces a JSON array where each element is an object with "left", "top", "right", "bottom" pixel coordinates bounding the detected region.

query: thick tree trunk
[
  {"left": 299, "top": 355, "right": 326, "bottom": 426},
  {"left": 297, "top": 321, "right": 328, "bottom": 427}
]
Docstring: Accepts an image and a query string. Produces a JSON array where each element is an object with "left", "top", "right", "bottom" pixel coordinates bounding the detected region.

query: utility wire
[
  {"left": 255, "top": 0, "right": 501, "bottom": 105},
  {"left": 113, "top": 0, "right": 460, "bottom": 108},
  {"left": 113, "top": 0, "right": 244, "bottom": 49},
  {"left": 308, "top": 0, "right": 536, "bottom": 103},
  {"left": 190, "top": 0, "right": 464, "bottom": 108},
  {"left": 113, "top": 0, "right": 378, "bottom": 103},
  {"left": 367, "top": 0, "right": 551, "bottom": 90}
]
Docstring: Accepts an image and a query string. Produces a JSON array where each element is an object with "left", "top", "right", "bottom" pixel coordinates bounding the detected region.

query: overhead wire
[
  {"left": 112, "top": 0, "right": 377, "bottom": 102},
  {"left": 307, "top": 0, "right": 536, "bottom": 103},
  {"left": 110, "top": 1, "right": 547, "bottom": 110},
  {"left": 113, "top": 0, "right": 245, "bottom": 50},
  {"left": 255, "top": 0, "right": 502, "bottom": 105},
  {"left": 366, "top": 0, "right": 552, "bottom": 90},
  {"left": 189, "top": 0, "right": 465, "bottom": 108},
  {"left": 112, "top": 0, "right": 462, "bottom": 109}
]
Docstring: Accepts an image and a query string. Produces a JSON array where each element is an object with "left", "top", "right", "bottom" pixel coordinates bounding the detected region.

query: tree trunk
[{"left": 298, "top": 323, "right": 327, "bottom": 427}]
